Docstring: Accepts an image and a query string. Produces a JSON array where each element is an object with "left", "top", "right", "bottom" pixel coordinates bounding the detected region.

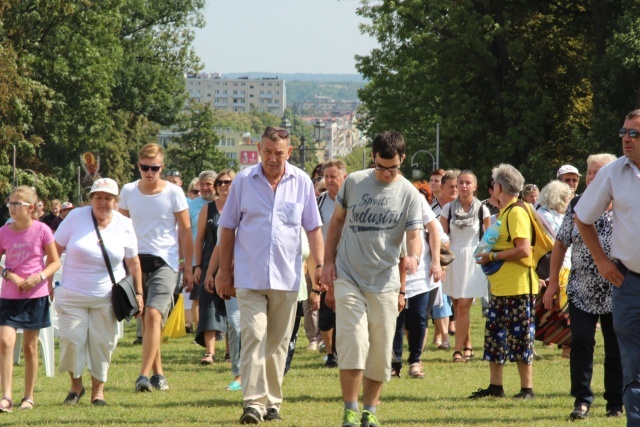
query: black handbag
[{"left": 91, "top": 212, "right": 138, "bottom": 322}]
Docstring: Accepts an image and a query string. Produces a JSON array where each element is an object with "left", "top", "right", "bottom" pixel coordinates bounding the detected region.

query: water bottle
[{"left": 474, "top": 220, "right": 501, "bottom": 255}]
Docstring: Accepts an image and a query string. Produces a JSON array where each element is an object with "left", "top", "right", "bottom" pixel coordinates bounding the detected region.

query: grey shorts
[{"left": 143, "top": 265, "right": 179, "bottom": 320}]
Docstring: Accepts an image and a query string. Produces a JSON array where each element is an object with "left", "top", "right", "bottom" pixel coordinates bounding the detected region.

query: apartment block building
[{"left": 186, "top": 73, "right": 286, "bottom": 116}]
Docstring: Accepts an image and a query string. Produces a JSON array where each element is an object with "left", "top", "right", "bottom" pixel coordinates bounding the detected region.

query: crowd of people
[{"left": 0, "top": 108, "right": 639, "bottom": 427}]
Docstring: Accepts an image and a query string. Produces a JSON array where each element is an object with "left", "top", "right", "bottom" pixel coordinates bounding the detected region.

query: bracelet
[
  {"left": 39, "top": 272, "right": 46, "bottom": 282},
  {"left": 2, "top": 268, "right": 10, "bottom": 279},
  {"left": 136, "top": 292, "right": 143, "bottom": 296},
  {"left": 179, "top": 259, "right": 185, "bottom": 263},
  {"left": 412, "top": 255, "right": 420, "bottom": 265},
  {"left": 315, "top": 264, "right": 323, "bottom": 270},
  {"left": 311, "top": 289, "right": 321, "bottom": 295},
  {"left": 399, "top": 291, "right": 406, "bottom": 296},
  {"left": 194, "top": 265, "right": 201, "bottom": 269}
]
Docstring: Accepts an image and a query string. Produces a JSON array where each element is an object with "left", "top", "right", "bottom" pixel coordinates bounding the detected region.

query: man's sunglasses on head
[
  {"left": 165, "top": 170, "right": 181, "bottom": 177},
  {"left": 263, "top": 127, "right": 289, "bottom": 139}
]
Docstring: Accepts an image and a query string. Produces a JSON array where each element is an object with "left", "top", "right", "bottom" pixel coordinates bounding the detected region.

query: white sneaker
[{"left": 307, "top": 342, "right": 318, "bottom": 352}]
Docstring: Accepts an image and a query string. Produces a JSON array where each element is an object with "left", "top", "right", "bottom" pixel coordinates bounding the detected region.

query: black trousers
[{"left": 568, "top": 301, "right": 623, "bottom": 410}]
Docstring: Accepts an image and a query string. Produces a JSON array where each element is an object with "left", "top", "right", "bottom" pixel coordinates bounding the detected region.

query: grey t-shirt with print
[{"left": 336, "top": 169, "right": 423, "bottom": 293}]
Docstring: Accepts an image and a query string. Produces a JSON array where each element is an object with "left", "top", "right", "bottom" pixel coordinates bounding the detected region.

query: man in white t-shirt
[
  {"left": 119, "top": 143, "right": 193, "bottom": 393},
  {"left": 308, "top": 159, "right": 347, "bottom": 368}
]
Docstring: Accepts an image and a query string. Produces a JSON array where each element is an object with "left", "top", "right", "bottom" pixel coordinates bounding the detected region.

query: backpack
[{"left": 504, "top": 201, "right": 555, "bottom": 278}]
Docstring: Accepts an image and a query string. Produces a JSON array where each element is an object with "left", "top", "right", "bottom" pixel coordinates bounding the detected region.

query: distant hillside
[
  {"left": 223, "top": 72, "right": 364, "bottom": 83},
  {"left": 286, "top": 80, "right": 364, "bottom": 103}
]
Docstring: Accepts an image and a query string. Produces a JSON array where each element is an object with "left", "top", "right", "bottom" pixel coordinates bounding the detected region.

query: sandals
[
  {"left": 63, "top": 387, "right": 85, "bottom": 405},
  {"left": 408, "top": 362, "right": 424, "bottom": 379},
  {"left": 200, "top": 353, "right": 215, "bottom": 365},
  {"left": 463, "top": 347, "right": 474, "bottom": 361},
  {"left": 453, "top": 351, "right": 466, "bottom": 363},
  {"left": 0, "top": 396, "right": 13, "bottom": 413},
  {"left": 437, "top": 341, "right": 451, "bottom": 350},
  {"left": 19, "top": 397, "right": 34, "bottom": 410}
]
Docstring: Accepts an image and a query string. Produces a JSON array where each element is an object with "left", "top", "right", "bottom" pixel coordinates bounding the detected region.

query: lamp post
[
  {"left": 410, "top": 150, "right": 436, "bottom": 180},
  {"left": 280, "top": 116, "right": 326, "bottom": 170}
]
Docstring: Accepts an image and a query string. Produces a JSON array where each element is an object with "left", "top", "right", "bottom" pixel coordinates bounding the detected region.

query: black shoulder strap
[
  {"left": 317, "top": 192, "right": 327, "bottom": 210},
  {"left": 569, "top": 194, "right": 581, "bottom": 211},
  {"left": 478, "top": 205, "right": 485, "bottom": 241},
  {"left": 91, "top": 211, "right": 116, "bottom": 286}
]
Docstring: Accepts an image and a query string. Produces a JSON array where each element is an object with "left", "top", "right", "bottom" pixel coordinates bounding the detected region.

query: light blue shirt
[
  {"left": 188, "top": 196, "right": 207, "bottom": 265},
  {"left": 218, "top": 162, "right": 322, "bottom": 291}
]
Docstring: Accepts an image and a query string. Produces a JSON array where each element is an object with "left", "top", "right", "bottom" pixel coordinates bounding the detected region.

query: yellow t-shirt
[{"left": 489, "top": 201, "right": 539, "bottom": 296}]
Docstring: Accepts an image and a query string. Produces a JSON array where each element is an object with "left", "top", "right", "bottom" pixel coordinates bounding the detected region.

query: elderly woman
[
  {"left": 470, "top": 164, "right": 537, "bottom": 400},
  {"left": 441, "top": 170, "right": 490, "bottom": 362},
  {"left": 187, "top": 178, "right": 201, "bottom": 200},
  {"left": 54, "top": 178, "right": 142, "bottom": 406},
  {"left": 543, "top": 154, "right": 622, "bottom": 420}
]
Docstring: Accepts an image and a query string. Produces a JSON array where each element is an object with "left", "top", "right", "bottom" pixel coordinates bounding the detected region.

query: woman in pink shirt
[{"left": 0, "top": 186, "right": 60, "bottom": 412}]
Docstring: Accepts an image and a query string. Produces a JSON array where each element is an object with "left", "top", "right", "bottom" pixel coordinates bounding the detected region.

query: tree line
[{"left": 355, "top": 0, "right": 640, "bottom": 185}]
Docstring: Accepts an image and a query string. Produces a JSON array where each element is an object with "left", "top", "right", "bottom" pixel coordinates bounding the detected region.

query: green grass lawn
[{"left": 3, "top": 303, "right": 625, "bottom": 426}]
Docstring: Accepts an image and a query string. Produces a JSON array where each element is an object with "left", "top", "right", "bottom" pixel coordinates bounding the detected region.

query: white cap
[
  {"left": 556, "top": 165, "right": 581, "bottom": 178},
  {"left": 60, "top": 202, "right": 75, "bottom": 210},
  {"left": 89, "top": 178, "right": 119, "bottom": 196}
]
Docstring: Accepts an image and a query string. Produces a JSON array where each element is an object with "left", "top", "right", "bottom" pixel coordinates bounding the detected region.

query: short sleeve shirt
[{"left": 336, "top": 169, "right": 422, "bottom": 293}]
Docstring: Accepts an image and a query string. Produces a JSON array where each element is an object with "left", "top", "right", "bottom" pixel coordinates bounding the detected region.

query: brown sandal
[
  {"left": 463, "top": 347, "right": 474, "bottom": 361},
  {"left": 19, "top": 397, "right": 34, "bottom": 410},
  {"left": 200, "top": 353, "right": 214, "bottom": 365},
  {"left": 453, "top": 351, "right": 465, "bottom": 363},
  {"left": 408, "top": 362, "right": 424, "bottom": 378},
  {"left": 0, "top": 396, "right": 13, "bottom": 413}
]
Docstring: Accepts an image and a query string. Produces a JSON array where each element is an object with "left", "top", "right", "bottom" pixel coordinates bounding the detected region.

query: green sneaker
[
  {"left": 342, "top": 408, "right": 360, "bottom": 427},
  {"left": 361, "top": 410, "right": 380, "bottom": 427}
]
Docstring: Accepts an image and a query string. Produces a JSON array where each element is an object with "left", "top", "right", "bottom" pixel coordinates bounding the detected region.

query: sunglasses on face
[
  {"left": 7, "top": 201, "right": 31, "bottom": 208},
  {"left": 216, "top": 180, "right": 232, "bottom": 186},
  {"left": 263, "top": 127, "right": 289, "bottom": 139},
  {"left": 619, "top": 128, "right": 640, "bottom": 138},
  {"left": 139, "top": 163, "right": 162, "bottom": 172},
  {"left": 190, "top": 189, "right": 200, "bottom": 195}
]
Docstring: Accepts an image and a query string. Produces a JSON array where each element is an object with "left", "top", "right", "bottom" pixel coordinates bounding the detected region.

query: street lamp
[
  {"left": 410, "top": 150, "right": 436, "bottom": 180},
  {"left": 280, "top": 115, "right": 326, "bottom": 170}
]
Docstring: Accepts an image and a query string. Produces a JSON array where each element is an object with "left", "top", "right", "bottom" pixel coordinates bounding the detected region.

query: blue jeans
[
  {"left": 225, "top": 298, "right": 241, "bottom": 377},
  {"left": 568, "top": 302, "right": 622, "bottom": 410},
  {"left": 612, "top": 264, "right": 640, "bottom": 425},
  {"left": 392, "top": 289, "right": 437, "bottom": 368}
]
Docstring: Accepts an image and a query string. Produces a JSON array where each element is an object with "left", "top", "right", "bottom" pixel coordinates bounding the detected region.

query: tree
[
  {"left": 355, "top": 0, "right": 640, "bottom": 185},
  {"left": 165, "top": 102, "right": 230, "bottom": 179}
]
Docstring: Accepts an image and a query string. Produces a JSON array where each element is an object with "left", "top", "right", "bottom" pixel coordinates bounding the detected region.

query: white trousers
[{"left": 55, "top": 286, "right": 118, "bottom": 382}]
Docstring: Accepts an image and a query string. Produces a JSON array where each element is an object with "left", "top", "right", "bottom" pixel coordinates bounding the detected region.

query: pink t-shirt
[{"left": 0, "top": 221, "right": 54, "bottom": 299}]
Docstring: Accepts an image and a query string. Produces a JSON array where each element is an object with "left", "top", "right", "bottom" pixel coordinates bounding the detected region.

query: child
[{"left": 0, "top": 186, "right": 60, "bottom": 412}]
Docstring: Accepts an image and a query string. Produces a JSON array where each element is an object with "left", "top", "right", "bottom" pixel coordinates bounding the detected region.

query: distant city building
[
  {"left": 158, "top": 128, "right": 260, "bottom": 171},
  {"left": 186, "top": 73, "right": 286, "bottom": 116},
  {"left": 301, "top": 94, "right": 358, "bottom": 116}
]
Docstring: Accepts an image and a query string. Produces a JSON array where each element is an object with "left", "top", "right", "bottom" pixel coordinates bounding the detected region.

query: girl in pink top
[{"left": 0, "top": 186, "right": 60, "bottom": 412}]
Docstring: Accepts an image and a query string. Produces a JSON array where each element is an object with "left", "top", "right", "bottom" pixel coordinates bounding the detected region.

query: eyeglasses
[
  {"left": 7, "top": 202, "right": 31, "bottom": 208},
  {"left": 263, "top": 127, "right": 289, "bottom": 139},
  {"left": 561, "top": 177, "right": 579, "bottom": 184},
  {"left": 216, "top": 180, "right": 232, "bottom": 186},
  {"left": 374, "top": 163, "right": 400, "bottom": 174},
  {"left": 190, "top": 189, "right": 200, "bottom": 195},
  {"left": 619, "top": 128, "right": 640, "bottom": 138},
  {"left": 165, "top": 170, "right": 181, "bottom": 177},
  {"left": 139, "top": 163, "right": 162, "bottom": 172}
]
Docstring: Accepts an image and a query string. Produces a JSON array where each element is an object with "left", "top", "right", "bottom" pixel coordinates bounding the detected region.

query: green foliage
[
  {"left": 165, "top": 102, "right": 230, "bottom": 179},
  {"left": 339, "top": 145, "right": 370, "bottom": 174},
  {"left": 355, "top": 0, "right": 640, "bottom": 185},
  {"left": 0, "top": 0, "right": 204, "bottom": 201}
]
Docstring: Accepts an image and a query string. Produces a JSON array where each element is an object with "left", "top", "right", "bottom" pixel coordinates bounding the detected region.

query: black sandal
[
  {"left": 0, "top": 396, "right": 13, "bottom": 413},
  {"left": 453, "top": 351, "right": 465, "bottom": 363},
  {"left": 463, "top": 347, "right": 474, "bottom": 361},
  {"left": 63, "top": 387, "right": 85, "bottom": 405}
]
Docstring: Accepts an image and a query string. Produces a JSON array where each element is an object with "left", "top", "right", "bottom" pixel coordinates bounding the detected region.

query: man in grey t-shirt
[{"left": 321, "top": 131, "right": 422, "bottom": 427}]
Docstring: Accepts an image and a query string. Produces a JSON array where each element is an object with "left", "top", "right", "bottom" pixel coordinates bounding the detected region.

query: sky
[{"left": 192, "top": 0, "right": 378, "bottom": 75}]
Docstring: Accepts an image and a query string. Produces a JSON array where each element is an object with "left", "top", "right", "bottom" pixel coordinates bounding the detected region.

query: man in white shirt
[
  {"left": 119, "top": 143, "right": 194, "bottom": 393},
  {"left": 574, "top": 109, "right": 640, "bottom": 423}
]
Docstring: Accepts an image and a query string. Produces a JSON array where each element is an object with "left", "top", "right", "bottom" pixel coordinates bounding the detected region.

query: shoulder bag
[{"left": 91, "top": 211, "right": 138, "bottom": 322}]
